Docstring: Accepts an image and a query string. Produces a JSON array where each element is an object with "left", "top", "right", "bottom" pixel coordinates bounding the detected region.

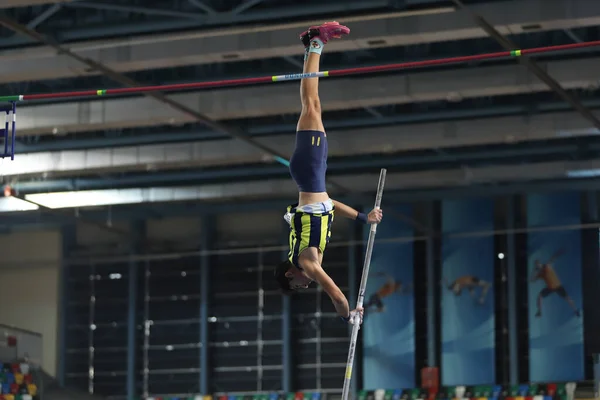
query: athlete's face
[{"left": 285, "top": 267, "right": 312, "bottom": 290}]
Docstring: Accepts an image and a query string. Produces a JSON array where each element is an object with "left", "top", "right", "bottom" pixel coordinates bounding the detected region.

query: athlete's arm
[
  {"left": 308, "top": 266, "right": 350, "bottom": 318},
  {"left": 331, "top": 199, "right": 383, "bottom": 224}
]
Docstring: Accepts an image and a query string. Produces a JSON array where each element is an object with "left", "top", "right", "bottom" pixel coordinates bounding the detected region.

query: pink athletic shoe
[{"left": 299, "top": 21, "right": 350, "bottom": 46}]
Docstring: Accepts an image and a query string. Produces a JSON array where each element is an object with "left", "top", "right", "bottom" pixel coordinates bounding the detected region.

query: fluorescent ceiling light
[
  {"left": 0, "top": 197, "right": 39, "bottom": 212},
  {"left": 23, "top": 180, "right": 296, "bottom": 209},
  {"left": 566, "top": 169, "right": 600, "bottom": 178}
]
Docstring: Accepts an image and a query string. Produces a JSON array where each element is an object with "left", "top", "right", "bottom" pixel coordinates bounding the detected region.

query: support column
[
  {"left": 506, "top": 199, "right": 518, "bottom": 385},
  {"left": 582, "top": 192, "right": 600, "bottom": 379},
  {"left": 200, "top": 215, "right": 214, "bottom": 395},
  {"left": 425, "top": 202, "right": 437, "bottom": 367},
  {"left": 127, "top": 221, "right": 145, "bottom": 400},
  {"left": 57, "top": 223, "right": 76, "bottom": 388}
]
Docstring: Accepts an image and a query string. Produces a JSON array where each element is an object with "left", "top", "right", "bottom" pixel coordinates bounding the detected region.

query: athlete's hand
[
  {"left": 367, "top": 208, "right": 383, "bottom": 224},
  {"left": 346, "top": 307, "right": 364, "bottom": 326}
]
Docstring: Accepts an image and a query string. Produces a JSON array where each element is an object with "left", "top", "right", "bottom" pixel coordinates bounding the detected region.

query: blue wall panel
[
  {"left": 441, "top": 198, "right": 495, "bottom": 386},
  {"left": 363, "top": 204, "right": 415, "bottom": 389},
  {"left": 527, "top": 192, "right": 584, "bottom": 382}
]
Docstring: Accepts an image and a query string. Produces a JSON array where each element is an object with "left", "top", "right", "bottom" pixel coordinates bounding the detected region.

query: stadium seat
[
  {"left": 25, "top": 384, "right": 35, "bottom": 397},
  {"left": 12, "top": 375, "right": 21, "bottom": 386},
  {"left": 2, "top": 384, "right": 9, "bottom": 394},
  {"left": 3, "top": 395, "right": 12, "bottom": 400}
]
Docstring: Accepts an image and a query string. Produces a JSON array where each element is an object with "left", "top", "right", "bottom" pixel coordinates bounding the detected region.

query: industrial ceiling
[{"left": 1, "top": 0, "right": 600, "bottom": 219}]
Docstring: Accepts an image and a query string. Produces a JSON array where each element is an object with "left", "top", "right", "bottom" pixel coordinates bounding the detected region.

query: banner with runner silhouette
[
  {"left": 441, "top": 198, "right": 495, "bottom": 386},
  {"left": 362, "top": 203, "right": 415, "bottom": 389},
  {"left": 527, "top": 192, "right": 584, "bottom": 382}
]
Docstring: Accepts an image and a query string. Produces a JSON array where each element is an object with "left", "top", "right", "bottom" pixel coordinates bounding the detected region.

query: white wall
[{"left": 0, "top": 229, "right": 61, "bottom": 377}]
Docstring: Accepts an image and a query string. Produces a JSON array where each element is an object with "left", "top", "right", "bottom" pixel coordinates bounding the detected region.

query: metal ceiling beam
[
  {"left": 11, "top": 135, "right": 600, "bottom": 195},
  {"left": 4, "top": 177, "right": 600, "bottom": 226},
  {"left": 0, "top": 15, "right": 289, "bottom": 163},
  {"left": 5, "top": 111, "right": 599, "bottom": 179},
  {"left": 452, "top": 0, "right": 600, "bottom": 130},
  {"left": 10, "top": 158, "right": 600, "bottom": 211},
  {"left": 15, "top": 95, "right": 600, "bottom": 154},
  {"left": 14, "top": 56, "right": 600, "bottom": 136},
  {"left": 187, "top": 0, "right": 216, "bottom": 14},
  {"left": 0, "top": 1, "right": 391, "bottom": 48},
  {"left": 0, "top": 0, "right": 74, "bottom": 9},
  {"left": 1, "top": 0, "right": 598, "bottom": 83},
  {"left": 66, "top": 2, "right": 204, "bottom": 20},
  {"left": 231, "top": 0, "right": 263, "bottom": 14},
  {"left": 0, "top": 12, "right": 422, "bottom": 227},
  {"left": 26, "top": 3, "right": 62, "bottom": 29}
]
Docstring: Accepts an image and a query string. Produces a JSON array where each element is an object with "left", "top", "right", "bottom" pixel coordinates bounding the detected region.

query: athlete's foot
[
  {"left": 535, "top": 310, "right": 542, "bottom": 318},
  {"left": 300, "top": 21, "right": 350, "bottom": 46}
]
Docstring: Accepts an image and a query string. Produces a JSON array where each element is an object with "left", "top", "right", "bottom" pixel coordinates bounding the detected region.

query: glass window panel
[
  {"left": 320, "top": 366, "right": 346, "bottom": 389},
  {"left": 66, "top": 326, "right": 90, "bottom": 349},
  {"left": 294, "top": 342, "right": 316, "bottom": 366},
  {"left": 263, "top": 293, "right": 282, "bottom": 315},
  {"left": 148, "top": 275, "right": 200, "bottom": 297},
  {"left": 211, "top": 320, "right": 258, "bottom": 342},
  {"left": 64, "top": 376, "right": 88, "bottom": 393},
  {"left": 94, "top": 299, "right": 128, "bottom": 323},
  {"left": 147, "top": 348, "right": 200, "bottom": 370},
  {"left": 321, "top": 340, "right": 350, "bottom": 364},
  {"left": 147, "top": 298, "right": 200, "bottom": 320},
  {"left": 291, "top": 291, "right": 318, "bottom": 314},
  {"left": 65, "top": 352, "right": 89, "bottom": 375},
  {"left": 67, "top": 303, "right": 91, "bottom": 326},
  {"left": 293, "top": 367, "right": 317, "bottom": 391},
  {"left": 211, "top": 295, "right": 258, "bottom": 317},
  {"left": 211, "top": 370, "right": 257, "bottom": 393},
  {"left": 94, "top": 374, "right": 126, "bottom": 397},
  {"left": 261, "top": 343, "right": 282, "bottom": 366},
  {"left": 149, "top": 321, "right": 200, "bottom": 345},
  {"left": 93, "top": 349, "right": 127, "bottom": 373},
  {"left": 293, "top": 315, "right": 320, "bottom": 340},
  {"left": 148, "top": 372, "right": 198, "bottom": 397},
  {"left": 261, "top": 317, "right": 281, "bottom": 341},
  {"left": 320, "top": 316, "right": 349, "bottom": 339},
  {"left": 92, "top": 324, "right": 128, "bottom": 347},
  {"left": 211, "top": 345, "right": 258, "bottom": 368},
  {"left": 262, "top": 368, "right": 283, "bottom": 392}
]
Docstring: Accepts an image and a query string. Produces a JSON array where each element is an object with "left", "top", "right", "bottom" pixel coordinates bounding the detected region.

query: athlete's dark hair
[{"left": 274, "top": 260, "right": 294, "bottom": 295}]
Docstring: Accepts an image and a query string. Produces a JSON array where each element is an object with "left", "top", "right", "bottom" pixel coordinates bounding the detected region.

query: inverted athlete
[
  {"left": 444, "top": 275, "right": 491, "bottom": 305},
  {"left": 364, "top": 272, "right": 412, "bottom": 313},
  {"left": 273, "top": 22, "right": 383, "bottom": 324},
  {"left": 531, "top": 252, "right": 580, "bottom": 317}
]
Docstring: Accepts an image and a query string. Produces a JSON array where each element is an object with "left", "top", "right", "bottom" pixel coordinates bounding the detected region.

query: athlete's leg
[
  {"left": 297, "top": 43, "right": 324, "bottom": 132},
  {"left": 297, "top": 22, "right": 349, "bottom": 132},
  {"left": 477, "top": 281, "right": 490, "bottom": 304},
  {"left": 535, "top": 288, "right": 548, "bottom": 317},
  {"left": 557, "top": 287, "right": 581, "bottom": 316},
  {"left": 564, "top": 296, "right": 580, "bottom": 316}
]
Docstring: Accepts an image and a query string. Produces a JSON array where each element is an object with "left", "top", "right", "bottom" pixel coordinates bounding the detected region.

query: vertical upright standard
[{"left": 341, "top": 168, "right": 387, "bottom": 400}]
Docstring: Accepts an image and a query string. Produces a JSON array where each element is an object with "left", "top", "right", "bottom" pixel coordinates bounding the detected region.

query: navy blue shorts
[{"left": 289, "top": 130, "right": 328, "bottom": 193}]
